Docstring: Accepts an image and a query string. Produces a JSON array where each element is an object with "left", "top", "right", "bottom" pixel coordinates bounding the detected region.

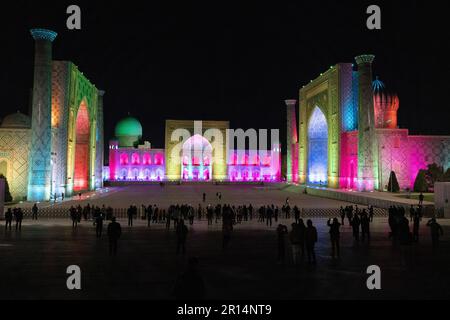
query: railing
[{"left": 8, "top": 206, "right": 388, "bottom": 220}]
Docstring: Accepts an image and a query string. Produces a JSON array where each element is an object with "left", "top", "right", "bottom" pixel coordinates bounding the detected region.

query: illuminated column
[
  {"left": 27, "top": 28, "right": 57, "bottom": 201},
  {"left": 95, "top": 90, "right": 105, "bottom": 188},
  {"left": 285, "top": 100, "right": 299, "bottom": 183},
  {"left": 355, "top": 55, "right": 379, "bottom": 191}
]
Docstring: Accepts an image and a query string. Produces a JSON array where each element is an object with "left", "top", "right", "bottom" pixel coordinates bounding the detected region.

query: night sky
[{"left": 1, "top": 1, "right": 449, "bottom": 153}]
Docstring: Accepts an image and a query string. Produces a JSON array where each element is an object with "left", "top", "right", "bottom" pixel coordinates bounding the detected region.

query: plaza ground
[{"left": 1, "top": 185, "right": 449, "bottom": 300}]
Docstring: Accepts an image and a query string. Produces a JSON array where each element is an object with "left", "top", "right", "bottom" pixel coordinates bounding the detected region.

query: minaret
[
  {"left": 27, "top": 28, "right": 57, "bottom": 201},
  {"left": 285, "top": 99, "right": 299, "bottom": 183},
  {"left": 355, "top": 54, "right": 379, "bottom": 191}
]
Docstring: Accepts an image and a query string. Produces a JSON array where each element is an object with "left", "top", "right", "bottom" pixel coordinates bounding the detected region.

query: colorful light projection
[
  {"left": 181, "top": 134, "right": 212, "bottom": 181},
  {"left": 73, "top": 102, "right": 90, "bottom": 191},
  {"left": 307, "top": 107, "right": 328, "bottom": 185},
  {"left": 227, "top": 150, "right": 277, "bottom": 182}
]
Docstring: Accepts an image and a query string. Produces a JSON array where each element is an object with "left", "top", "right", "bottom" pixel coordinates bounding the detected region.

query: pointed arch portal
[
  {"left": 307, "top": 107, "right": 328, "bottom": 185},
  {"left": 73, "top": 101, "right": 90, "bottom": 192}
]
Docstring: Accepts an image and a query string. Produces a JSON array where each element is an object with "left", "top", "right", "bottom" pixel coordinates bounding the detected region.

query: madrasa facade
[{"left": 0, "top": 29, "right": 104, "bottom": 201}]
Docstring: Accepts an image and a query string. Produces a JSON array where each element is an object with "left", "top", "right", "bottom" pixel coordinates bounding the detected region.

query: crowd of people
[{"left": 2, "top": 194, "right": 446, "bottom": 263}]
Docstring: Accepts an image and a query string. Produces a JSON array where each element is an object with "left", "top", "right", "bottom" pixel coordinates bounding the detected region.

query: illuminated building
[
  {"left": 107, "top": 119, "right": 281, "bottom": 183},
  {"left": 287, "top": 55, "right": 450, "bottom": 191},
  {"left": 0, "top": 29, "right": 104, "bottom": 201}
]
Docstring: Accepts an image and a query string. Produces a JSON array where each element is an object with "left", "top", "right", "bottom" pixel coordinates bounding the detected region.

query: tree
[
  {"left": 426, "top": 163, "right": 444, "bottom": 184},
  {"left": 387, "top": 171, "right": 400, "bottom": 193},
  {"left": 444, "top": 168, "right": 450, "bottom": 182},
  {"left": 413, "top": 170, "right": 428, "bottom": 192},
  {"left": 0, "top": 174, "right": 13, "bottom": 203}
]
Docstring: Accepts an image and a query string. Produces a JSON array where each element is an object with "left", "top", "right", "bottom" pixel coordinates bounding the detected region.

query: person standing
[
  {"left": 412, "top": 211, "right": 422, "bottom": 242},
  {"left": 426, "top": 218, "right": 444, "bottom": 248},
  {"left": 351, "top": 213, "right": 361, "bottom": 242},
  {"left": 339, "top": 206, "right": 345, "bottom": 225},
  {"left": 202, "top": 193, "right": 206, "bottom": 203},
  {"left": 305, "top": 220, "right": 318, "bottom": 265},
  {"left": 419, "top": 193, "right": 425, "bottom": 206},
  {"left": 94, "top": 213, "right": 104, "bottom": 238},
  {"left": 294, "top": 206, "right": 300, "bottom": 224},
  {"left": 15, "top": 208, "right": 23, "bottom": 231},
  {"left": 5, "top": 208, "right": 13, "bottom": 230},
  {"left": 176, "top": 220, "right": 189, "bottom": 255},
  {"left": 32, "top": 203, "right": 39, "bottom": 220},
  {"left": 127, "top": 205, "right": 134, "bottom": 227},
  {"left": 327, "top": 218, "right": 341, "bottom": 259},
  {"left": 369, "top": 205, "right": 375, "bottom": 222},
  {"left": 276, "top": 224, "right": 288, "bottom": 264},
  {"left": 107, "top": 217, "right": 122, "bottom": 256},
  {"left": 360, "top": 210, "right": 371, "bottom": 242}
]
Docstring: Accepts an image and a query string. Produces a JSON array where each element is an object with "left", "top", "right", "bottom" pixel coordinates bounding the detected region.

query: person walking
[
  {"left": 327, "top": 218, "right": 341, "bottom": 259},
  {"left": 339, "top": 206, "right": 345, "bottom": 225},
  {"left": 107, "top": 217, "right": 122, "bottom": 256},
  {"left": 305, "top": 220, "right": 318, "bottom": 265}
]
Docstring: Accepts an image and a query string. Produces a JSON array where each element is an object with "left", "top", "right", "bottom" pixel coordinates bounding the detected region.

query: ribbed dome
[
  {"left": 372, "top": 76, "right": 386, "bottom": 94},
  {"left": 115, "top": 116, "right": 143, "bottom": 137},
  {"left": 0, "top": 111, "right": 31, "bottom": 129}
]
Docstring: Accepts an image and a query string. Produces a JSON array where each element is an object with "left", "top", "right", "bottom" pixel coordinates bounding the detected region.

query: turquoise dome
[{"left": 115, "top": 116, "right": 142, "bottom": 137}]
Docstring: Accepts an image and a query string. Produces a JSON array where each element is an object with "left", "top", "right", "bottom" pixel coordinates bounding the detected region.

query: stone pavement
[{"left": 1, "top": 216, "right": 449, "bottom": 300}]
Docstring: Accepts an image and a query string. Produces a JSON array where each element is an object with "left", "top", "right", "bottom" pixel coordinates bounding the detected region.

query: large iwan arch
[
  {"left": 73, "top": 101, "right": 91, "bottom": 191},
  {"left": 307, "top": 106, "right": 328, "bottom": 185},
  {"left": 181, "top": 134, "right": 213, "bottom": 181}
]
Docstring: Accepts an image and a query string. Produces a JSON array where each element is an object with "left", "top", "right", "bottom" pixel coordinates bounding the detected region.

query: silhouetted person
[
  {"left": 276, "top": 224, "right": 288, "bottom": 264},
  {"left": 327, "top": 218, "right": 341, "bottom": 259},
  {"left": 369, "top": 205, "right": 374, "bottom": 222},
  {"left": 305, "top": 220, "right": 318, "bottom": 265},
  {"left": 70, "top": 206, "right": 78, "bottom": 228},
  {"left": 32, "top": 203, "right": 38, "bottom": 220},
  {"left": 127, "top": 205, "right": 134, "bottom": 227},
  {"left": 94, "top": 214, "right": 104, "bottom": 238},
  {"left": 176, "top": 220, "right": 188, "bottom": 255},
  {"left": 413, "top": 211, "right": 422, "bottom": 242},
  {"left": 419, "top": 193, "right": 424, "bottom": 206},
  {"left": 426, "top": 218, "right": 443, "bottom": 248},
  {"left": 107, "top": 217, "right": 122, "bottom": 255},
  {"left": 5, "top": 208, "right": 13, "bottom": 230},
  {"left": 61, "top": 192, "right": 65, "bottom": 201},
  {"left": 360, "top": 211, "right": 371, "bottom": 242},
  {"left": 202, "top": 193, "right": 206, "bottom": 202},
  {"left": 339, "top": 206, "right": 345, "bottom": 225},
  {"left": 294, "top": 206, "right": 300, "bottom": 224},
  {"left": 351, "top": 214, "right": 361, "bottom": 242},
  {"left": 173, "top": 257, "right": 205, "bottom": 300}
]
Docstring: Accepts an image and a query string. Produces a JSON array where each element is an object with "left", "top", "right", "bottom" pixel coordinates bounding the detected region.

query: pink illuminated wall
[
  {"left": 74, "top": 103, "right": 90, "bottom": 191},
  {"left": 340, "top": 131, "right": 358, "bottom": 189},
  {"left": 227, "top": 145, "right": 281, "bottom": 182}
]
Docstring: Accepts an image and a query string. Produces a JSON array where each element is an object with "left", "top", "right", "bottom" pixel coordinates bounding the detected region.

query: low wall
[{"left": 301, "top": 186, "right": 435, "bottom": 216}]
